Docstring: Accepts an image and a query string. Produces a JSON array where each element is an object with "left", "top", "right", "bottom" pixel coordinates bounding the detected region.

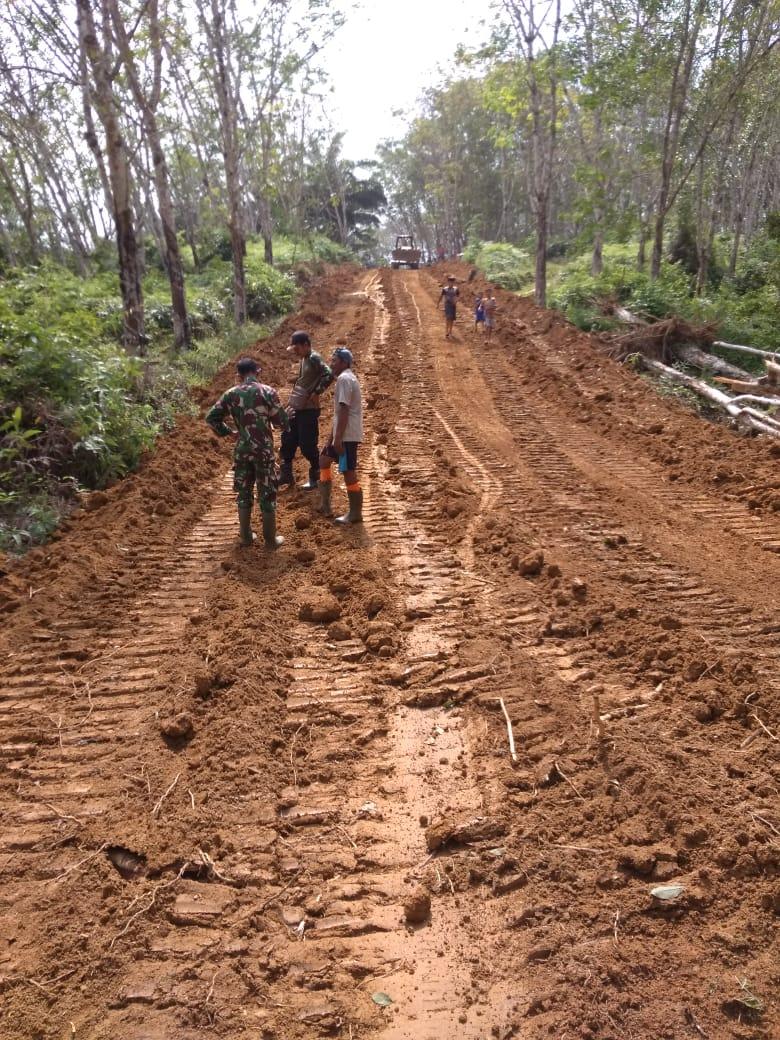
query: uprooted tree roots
[{"left": 606, "top": 317, "right": 719, "bottom": 363}]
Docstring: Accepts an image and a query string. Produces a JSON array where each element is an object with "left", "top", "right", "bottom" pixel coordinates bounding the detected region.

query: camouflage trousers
[{"left": 233, "top": 451, "right": 278, "bottom": 513}]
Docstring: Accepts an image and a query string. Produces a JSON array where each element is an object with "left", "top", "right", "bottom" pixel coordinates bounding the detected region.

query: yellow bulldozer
[{"left": 390, "top": 235, "right": 421, "bottom": 270}]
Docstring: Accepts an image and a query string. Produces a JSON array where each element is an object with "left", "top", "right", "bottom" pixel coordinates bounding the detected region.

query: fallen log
[
  {"left": 677, "top": 344, "right": 751, "bottom": 380},
  {"left": 712, "top": 340, "right": 780, "bottom": 361},
  {"left": 641, "top": 358, "right": 780, "bottom": 438},
  {"left": 714, "top": 377, "right": 780, "bottom": 398}
]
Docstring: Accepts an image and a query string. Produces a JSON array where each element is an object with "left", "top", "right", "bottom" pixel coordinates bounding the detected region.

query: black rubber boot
[
  {"left": 262, "top": 510, "right": 284, "bottom": 549},
  {"left": 334, "top": 490, "right": 363, "bottom": 525},
  {"left": 318, "top": 480, "right": 333, "bottom": 517},
  {"left": 278, "top": 460, "right": 293, "bottom": 488},
  {"left": 238, "top": 507, "right": 255, "bottom": 547},
  {"left": 299, "top": 464, "right": 320, "bottom": 491}
]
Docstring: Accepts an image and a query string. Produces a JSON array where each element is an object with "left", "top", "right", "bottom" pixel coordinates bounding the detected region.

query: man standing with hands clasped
[
  {"left": 318, "top": 345, "right": 363, "bottom": 525},
  {"left": 279, "top": 330, "right": 334, "bottom": 491}
]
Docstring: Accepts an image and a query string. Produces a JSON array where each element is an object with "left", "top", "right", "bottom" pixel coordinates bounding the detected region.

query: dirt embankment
[
  {"left": 0, "top": 268, "right": 359, "bottom": 622},
  {"left": 1, "top": 265, "right": 778, "bottom": 1040},
  {"left": 444, "top": 261, "right": 780, "bottom": 518}
]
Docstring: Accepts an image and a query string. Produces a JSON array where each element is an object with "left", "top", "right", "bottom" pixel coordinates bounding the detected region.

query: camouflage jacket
[{"left": 206, "top": 376, "right": 290, "bottom": 458}]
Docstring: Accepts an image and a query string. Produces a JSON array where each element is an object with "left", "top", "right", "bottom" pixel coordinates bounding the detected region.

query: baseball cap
[
  {"left": 287, "top": 330, "right": 311, "bottom": 352},
  {"left": 332, "top": 346, "right": 353, "bottom": 366}
]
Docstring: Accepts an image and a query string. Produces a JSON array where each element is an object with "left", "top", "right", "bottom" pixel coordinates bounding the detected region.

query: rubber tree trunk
[
  {"left": 150, "top": 137, "right": 191, "bottom": 349},
  {"left": 591, "top": 227, "right": 603, "bottom": 276},
  {"left": 76, "top": 0, "right": 145, "bottom": 355},
  {"left": 207, "top": 0, "right": 246, "bottom": 325},
  {"left": 534, "top": 199, "right": 548, "bottom": 308},
  {"left": 108, "top": 0, "right": 191, "bottom": 350}
]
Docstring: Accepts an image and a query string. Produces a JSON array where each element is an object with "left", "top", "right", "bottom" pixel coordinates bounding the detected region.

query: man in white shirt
[{"left": 318, "top": 345, "right": 363, "bottom": 524}]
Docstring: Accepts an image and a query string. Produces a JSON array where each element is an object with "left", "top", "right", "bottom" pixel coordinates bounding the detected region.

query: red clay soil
[{"left": 0, "top": 266, "right": 777, "bottom": 1040}]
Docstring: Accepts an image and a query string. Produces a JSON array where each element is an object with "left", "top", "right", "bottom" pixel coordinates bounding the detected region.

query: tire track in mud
[
  {"left": 2, "top": 268, "right": 777, "bottom": 1039},
  {"left": 0, "top": 473, "right": 236, "bottom": 858},
  {"left": 381, "top": 270, "right": 780, "bottom": 1037},
  {"left": 399, "top": 270, "right": 780, "bottom": 712},
  {"left": 274, "top": 273, "right": 516, "bottom": 1038}
]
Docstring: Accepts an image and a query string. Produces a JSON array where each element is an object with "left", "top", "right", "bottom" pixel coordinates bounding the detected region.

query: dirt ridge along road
[
  {"left": 0, "top": 269, "right": 398, "bottom": 1039},
  {"left": 0, "top": 265, "right": 777, "bottom": 1039},
  {"left": 382, "top": 268, "right": 778, "bottom": 1039}
]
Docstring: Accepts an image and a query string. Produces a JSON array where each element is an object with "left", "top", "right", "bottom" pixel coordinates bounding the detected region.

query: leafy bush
[
  {"left": 265, "top": 234, "right": 353, "bottom": 269},
  {"left": 0, "top": 233, "right": 334, "bottom": 551},
  {"left": 550, "top": 247, "right": 692, "bottom": 329},
  {"left": 464, "top": 240, "right": 532, "bottom": 291},
  {"left": 0, "top": 305, "right": 157, "bottom": 487}
]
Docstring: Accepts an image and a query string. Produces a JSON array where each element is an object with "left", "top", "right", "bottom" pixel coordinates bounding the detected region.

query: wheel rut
[{"left": 1, "top": 266, "right": 778, "bottom": 1040}]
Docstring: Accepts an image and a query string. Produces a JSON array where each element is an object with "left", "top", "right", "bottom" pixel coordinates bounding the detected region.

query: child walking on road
[
  {"left": 474, "top": 293, "right": 485, "bottom": 333},
  {"left": 483, "top": 288, "right": 498, "bottom": 343}
]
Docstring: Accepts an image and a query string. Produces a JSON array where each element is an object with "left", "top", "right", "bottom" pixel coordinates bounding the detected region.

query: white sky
[{"left": 322, "top": 0, "right": 484, "bottom": 161}]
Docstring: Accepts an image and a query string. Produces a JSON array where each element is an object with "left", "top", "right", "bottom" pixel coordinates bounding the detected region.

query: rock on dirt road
[{"left": 0, "top": 266, "right": 778, "bottom": 1039}]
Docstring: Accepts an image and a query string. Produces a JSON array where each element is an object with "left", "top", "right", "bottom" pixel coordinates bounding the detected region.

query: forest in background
[
  {"left": 0, "top": 0, "right": 385, "bottom": 550},
  {"left": 380, "top": 0, "right": 780, "bottom": 341},
  {"left": 1, "top": 0, "right": 779, "bottom": 552}
]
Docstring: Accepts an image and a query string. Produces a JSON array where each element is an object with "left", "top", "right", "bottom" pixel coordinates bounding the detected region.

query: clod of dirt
[
  {"left": 160, "top": 712, "right": 194, "bottom": 743},
  {"left": 220, "top": 559, "right": 233, "bottom": 572},
  {"left": 84, "top": 491, "right": 109, "bottom": 512},
  {"left": 296, "top": 548, "right": 316, "bottom": 563},
  {"left": 295, "top": 514, "right": 311, "bottom": 530},
  {"left": 365, "top": 594, "right": 385, "bottom": 617},
  {"left": 659, "top": 614, "right": 683, "bottom": 631},
  {"left": 683, "top": 659, "right": 708, "bottom": 681},
  {"left": 280, "top": 905, "right": 306, "bottom": 928},
  {"left": 327, "top": 621, "right": 350, "bottom": 641},
  {"left": 363, "top": 620, "right": 395, "bottom": 653},
  {"left": 403, "top": 886, "right": 431, "bottom": 925},
  {"left": 547, "top": 563, "right": 562, "bottom": 578},
  {"left": 425, "top": 815, "right": 508, "bottom": 852},
  {"left": 403, "top": 688, "right": 451, "bottom": 708},
  {"left": 572, "top": 578, "right": 588, "bottom": 600},
  {"left": 604, "top": 533, "right": 628, "bottom": 549},
  {"left": 515, "top": 550, "right": 545, "bottom": 576},
  {"left": 106, "top": 846, "right": 147, "bottom": 880},
  {"left": 194, "top": 671, "right": 215, "bottom": 698},
  {"left": 299, "top": 592, "right": 341, "bottom": 623},
  {"left": 526, "top": 943, "right": 556, "bottom": 963},
  {"left": 760, "top": 886, "right": 780, "bottom": 914}
]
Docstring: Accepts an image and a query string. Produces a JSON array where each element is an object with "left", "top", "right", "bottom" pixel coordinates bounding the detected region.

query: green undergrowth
[
  {"left": 463, "top": 240, "right": 532, "bottom": 291},
  {"left": 464, "top": 233, "right": 779, "bottom": 373},
  {"left": 0, "top": 233, "right": 340, "bottom": 554}
]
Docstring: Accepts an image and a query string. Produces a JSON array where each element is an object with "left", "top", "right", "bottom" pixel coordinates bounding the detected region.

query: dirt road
[{"left": 1, "top": 268, "right": 778, "bottom": 1039}]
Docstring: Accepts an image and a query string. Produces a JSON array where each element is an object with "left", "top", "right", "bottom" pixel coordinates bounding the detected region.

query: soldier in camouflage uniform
[{"left": 206, "top": 357, "right": 290, "bottom": 549}]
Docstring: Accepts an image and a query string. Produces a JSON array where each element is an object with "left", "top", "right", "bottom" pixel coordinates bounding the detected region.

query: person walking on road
[
  {"left": 318, "top": 345, "right": 363, "bottom": 525},
  {"left": 474, "top": 292, "right": 485, "bottom": 334},
  {"left": 206, "top": 357, "right": 289, "bottom": 549},
  {"left": 439, "top": 275, "right": 459, "bottom": 339},
  {"left": 483, "top": 288, "right": 498, "bottom": 343},
  {"left": 279, "top": 331, "right": 334, "bottom": 491}
]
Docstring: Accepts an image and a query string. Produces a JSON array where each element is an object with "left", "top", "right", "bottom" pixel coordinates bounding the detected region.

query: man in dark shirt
[
  {"left": 439, "top": 275, "right": 459, "bottom": 339},
  {"left": 279, "top": 330, "right": 334, "bottom": 490}
]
